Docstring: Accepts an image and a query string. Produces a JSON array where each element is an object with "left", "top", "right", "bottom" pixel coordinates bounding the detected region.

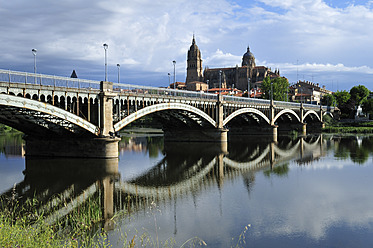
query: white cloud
[{"left": 0, "top": 0, "right": 373, "bottom": 89}]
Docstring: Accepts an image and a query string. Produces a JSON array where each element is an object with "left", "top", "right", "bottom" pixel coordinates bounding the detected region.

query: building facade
[
  {"left": 185, "top": 36, "right": 281, "bottom": 91},
  {"left": 290, "top": 81, "right": 333, "bottom": 104}
]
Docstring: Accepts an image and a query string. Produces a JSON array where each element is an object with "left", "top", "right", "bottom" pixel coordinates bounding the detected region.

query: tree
[
  {"left": 362, "top": 98, "right": 373, "bottom": 117},
  {"left": 339, "top": 98, "right": 356, "bottom": 119},
  {"left": 350, "top": 85, "right": 369, "bottom": 106},
  {"left": 333, "top": 90, "right": 350, "bottom": 107},
  {"left": 261, "top": 76, "right": 289, "bottom": 101},
  {"left": 321, "top": 94, "right": 336, "bottom": 106}
]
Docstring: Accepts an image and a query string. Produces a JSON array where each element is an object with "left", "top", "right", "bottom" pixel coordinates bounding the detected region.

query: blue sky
[{"left": 0, "top": 0, "right": 372, "bottom": 91}]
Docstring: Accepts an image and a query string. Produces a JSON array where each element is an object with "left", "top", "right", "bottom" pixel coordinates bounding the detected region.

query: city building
[
  {"left": 290, "top": 80, "right": 333, "bottom": 104},
  {"left": 186, "top": 81, "right": 208, "bottom": 91},
  {"left": 185, "top": 36, "right": 281, "bottom": 92}
]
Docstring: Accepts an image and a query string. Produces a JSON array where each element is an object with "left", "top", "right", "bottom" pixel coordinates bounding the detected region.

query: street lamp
[
  {"left": 219, "top": 70, "right": 222, "bottom": 96},
  {"left": 168, "top": 73, "right": 170, "bottom": 87},
  {"left": 32, "top": 48, "right": 37, "bottom": 74},
  {"left": 247, "top": 77, "right": 251, "bottom": 98},
  {"left": 117, "top": 64, "right": 120, "bottom": 84},
  {"left": 173, "top": 60, "right": 176, "bottom": 95},
  {"left": 32, "top": 49, "right": 37, "bottom": 84},
  {"left": 271, "top": 81, "right": 273, "bottom": 101},
  {"left": 103, "top": 43, "right": 108, "bottom": 81}
]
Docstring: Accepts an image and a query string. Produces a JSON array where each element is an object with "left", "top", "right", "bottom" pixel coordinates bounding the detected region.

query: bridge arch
[
  {"left": 223, "top": 108, "right": 271, "bottom": 126},
  {"left": 323, "top": 111, "right": 334, "bottom": 118},
  {"left": 0, "top": 94, "right": 98, "bottom": 135},
  {"left": 274, "top": 109, "right": 301, "bottom": 123},
  {"left": 114, "top": 102, "right": 216, "bottom": 131},
  {"left": 303, "top": 110, "right": 321, "bottom": 122}
]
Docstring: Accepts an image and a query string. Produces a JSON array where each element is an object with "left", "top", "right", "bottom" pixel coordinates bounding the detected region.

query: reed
[
  {"left": 0, "top": 193, "right": 209, "bottom": 248},
  {"left": 0, "top": 191, "right": 111, "bottom": 248}
]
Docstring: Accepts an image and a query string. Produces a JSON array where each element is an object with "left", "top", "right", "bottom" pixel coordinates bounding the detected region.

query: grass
[
  {"left": 0, "top": 189, "right": 112, "bottom": 248},
  {"left": 322, "top": 120, "right": 373, "bottom": 134},
  {"left": 0, "top": 192, "right": 209, "bottom": 248},
  {"left": 0, "top": 185, "right": 249, "bottom": 248}
]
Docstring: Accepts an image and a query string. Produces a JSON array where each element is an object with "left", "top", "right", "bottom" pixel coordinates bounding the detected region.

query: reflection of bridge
[
  {"left": 0, "top": 70, "right": 334, "bottom": 157},
  {"left": 1, "top": 135, "right": 325, "bottom": 229}
]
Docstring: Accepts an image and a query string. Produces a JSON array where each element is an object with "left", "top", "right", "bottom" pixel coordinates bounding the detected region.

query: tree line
[
  {"left": 321, "top": 85, "right": 371, "bottom": 119},
  {"left": 259, "top": 76, "right": 372, "bottom": 119}
]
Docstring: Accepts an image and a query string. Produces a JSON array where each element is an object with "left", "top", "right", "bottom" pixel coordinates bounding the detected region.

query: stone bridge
[{"left": 0, "top": 69, "right": 334, "bottom": 158}]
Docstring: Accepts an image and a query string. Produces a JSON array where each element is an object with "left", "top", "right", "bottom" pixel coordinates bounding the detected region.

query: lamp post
[
  {"left": 271, "top": 81, "right": 273, "bottom": 101},
  {"left": 173, "top": 60, "right": 176, "bottom": 95},
  {"left": 168, "top": 73, "right": 170, "bottom": 87},
  {"left": 117, "top": 64, "right": 120, "bottom": 84},
  {"left": 219, "top": 70, "right": 222, "bottom": 96},
  {"left": 32, "top": 49, "right": 37, "bottom": 84},
  {"left": 247, "top": 77, "right": 251, "bottom": 98},
  {"left": 103, "top": 43, "right": 108, "bottom": 81},
  {"left": 32, "top": 48, "right": 37, "bottom": 74}
]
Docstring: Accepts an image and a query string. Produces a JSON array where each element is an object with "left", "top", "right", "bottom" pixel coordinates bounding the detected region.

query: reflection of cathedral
[{"left": 186, "top": 36, "right": 281, "bottom": 91}]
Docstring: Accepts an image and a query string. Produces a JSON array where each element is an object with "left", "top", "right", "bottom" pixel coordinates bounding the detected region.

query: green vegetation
[
  {"left": 0, "top": 192, "right": 111, "bottom": 248},
  {"left": 323, "top": 121, "right": 373, "bottom": 134},
  {"left": 0, "top": 124, "right": 20, "bottom": 134},
  {"left": 264, "top": 163, "right": 290, "bottom": 177},
  {"left": 350, "top": 85, "right": 370, "bottom": 106},
  {"left": 362, "top": 98, "right": 373, "bottom": 118},
  {"left": 0, "top": 191, "right": 210, "bottom": 248},
  {"left": 261, "top": 76, "right": 290, "bottom": 101},
  {"left": 321, "top": 85, "right": 371, "bottom": 119}
]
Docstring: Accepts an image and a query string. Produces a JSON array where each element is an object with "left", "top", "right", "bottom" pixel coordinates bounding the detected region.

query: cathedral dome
[{"left": 242, "top": 46, "right": 255, "bottom": 67}]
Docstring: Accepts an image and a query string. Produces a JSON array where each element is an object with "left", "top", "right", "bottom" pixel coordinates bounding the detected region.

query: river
[{"left": 1, "top": 132, "right": 373, "bottom": 247}]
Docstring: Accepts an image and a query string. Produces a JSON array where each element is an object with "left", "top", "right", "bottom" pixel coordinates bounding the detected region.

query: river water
[{"left": 1, "top": 132, "right": 373, "bottom": 247}]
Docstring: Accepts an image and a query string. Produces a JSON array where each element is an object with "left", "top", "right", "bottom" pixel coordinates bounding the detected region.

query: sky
[{"left": 0, "top": 0, "right": 373, "bottom": 92}]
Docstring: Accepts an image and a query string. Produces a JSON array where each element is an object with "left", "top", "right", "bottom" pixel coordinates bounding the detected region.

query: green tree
[
  {"left": 261, "top": 76, "right": 289, "bottom": 101},
  {"left": 333, "top": 90, "right": 351, "bottom": 106},
  {"left": 350, "top": 85, "right": 369, "bottom": 106},
  {"left": 321, "top": 94, "right": 336, "bottom": 106},
  {"left": 362, "top": 98, "right": 373, "bottom": 117}
]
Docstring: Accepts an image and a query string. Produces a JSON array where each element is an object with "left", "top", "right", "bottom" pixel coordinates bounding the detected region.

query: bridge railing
[
  {"left": 0, "top": 69, "right": 219, "bottom": 100},
  {"left": 0, "top": 69, "right": 101, "bottom": 90},
  {"left": 223, "top": 95, "right": 271, "bottom": 105},
  {"left": 113, "top": 82, "right": 218, "bottom": 100}
]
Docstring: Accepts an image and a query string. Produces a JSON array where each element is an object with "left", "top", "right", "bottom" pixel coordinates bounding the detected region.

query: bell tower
[{"left": 186, "top": 35, "right": 203, "bottom": 84}]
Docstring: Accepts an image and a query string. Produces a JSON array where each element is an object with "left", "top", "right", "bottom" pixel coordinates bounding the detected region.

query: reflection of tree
[
  {"left": 0, "top": 133, "right": 24, "bottom": 156},
  {"left": 146, "top": 136, "right": 164, "bottom": 158},
  {"left": 332, "top": 136, "right": 373, "bottom": 165},
  {"left": 263, "top": 163, "right": 290, "bottom": 178},
  {"left": 334, "top": 137, "right": 350, "bottom": 160}
]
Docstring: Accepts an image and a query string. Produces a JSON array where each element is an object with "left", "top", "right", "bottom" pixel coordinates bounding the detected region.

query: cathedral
[{"left": 185, "top": 36, "right": 281, "bottom": 91}]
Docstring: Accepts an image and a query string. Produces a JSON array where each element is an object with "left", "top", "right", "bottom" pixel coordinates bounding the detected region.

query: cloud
[
  {"left": 0, "top": 0, "right": 373, "bottom": 90},
  {"left": 204, "top": 49, "right": 242, "bottom": 68}
]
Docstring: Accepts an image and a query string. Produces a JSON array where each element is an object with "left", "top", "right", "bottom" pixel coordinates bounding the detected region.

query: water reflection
[
  {"left": 1, "top": 135, "right": 327, "bottom": 224},
  {"left": 0, "top": 133, "right": 24, "bottom": 157},
  {"left": 330, "top": 135, "right": 373, "bottom": 164},
  {"left": 2, "top": 134, "right": 373, "bottom": 246}
]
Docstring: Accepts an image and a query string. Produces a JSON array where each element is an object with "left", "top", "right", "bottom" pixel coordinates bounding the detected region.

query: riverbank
[
  {"left": 0, "top": 194, "right": 112, "bottom": 248},
  {"left": 322, "top": 120, "right": 373, "bottom": 134}
]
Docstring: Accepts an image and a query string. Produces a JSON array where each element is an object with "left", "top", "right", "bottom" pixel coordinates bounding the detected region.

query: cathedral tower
[{"left": 186, "top": 35, "right": 203, "bottom": 84}]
